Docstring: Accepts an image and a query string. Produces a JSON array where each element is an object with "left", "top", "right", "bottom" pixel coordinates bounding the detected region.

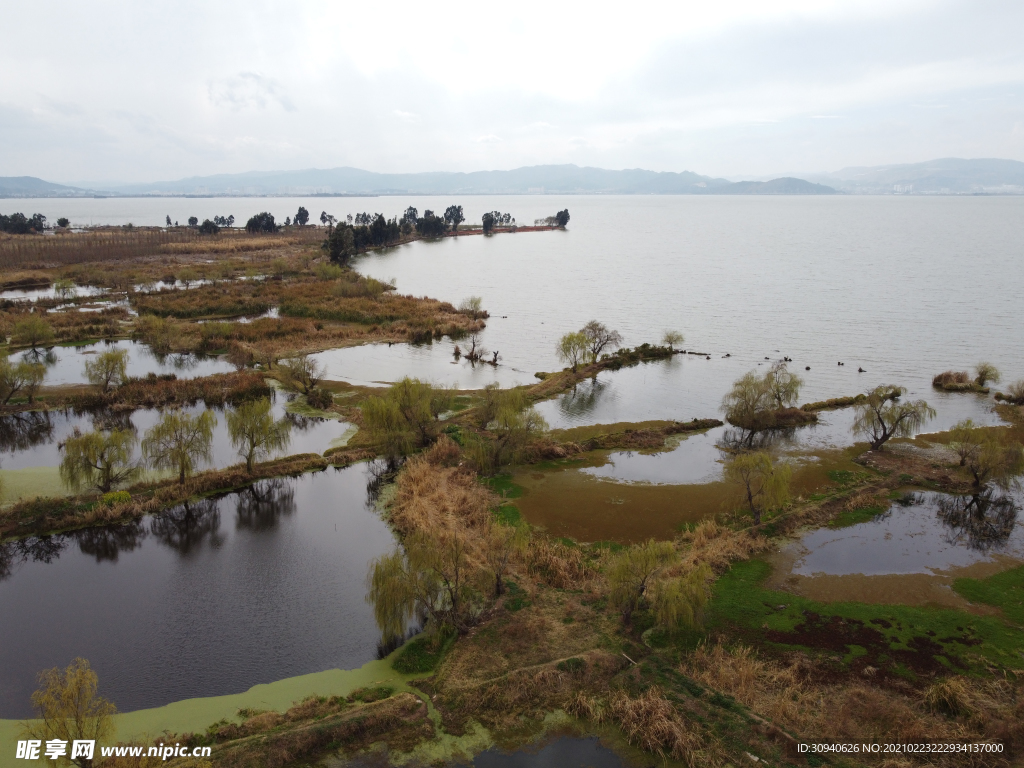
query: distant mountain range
[
  {"left": 1, "top": 165, "right": 835, "bottom": 198},
  {"left": 0, "top": 176, "right": 96, "bottom": 198},
  {"left": 806, "top": 158, "right": 1024, "bottom": 195},
  {"left": 2, "top": 158, "right": 1023, "bottom": 198}
]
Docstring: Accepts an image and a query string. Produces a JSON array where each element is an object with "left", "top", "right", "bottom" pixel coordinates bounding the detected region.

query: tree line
[{"left": 1, "top": 212, "right": 48, "bottom": 234}]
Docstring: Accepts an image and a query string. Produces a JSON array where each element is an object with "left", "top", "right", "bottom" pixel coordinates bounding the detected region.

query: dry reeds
[
  {"left": 608, "top": 687, "right": 708, "bottom": 764},
  {"left": 682, "top": 644, "right": 1024, "bottom": 762},
  {"left": 677, "top": 519, "right": 767, "bottom": 574},
  {"left": 388, "top": 452, "right": 495, "bottom": 541},
  {"left": 0, "top": 229, "right": 199, "bottom": 269},
  {"left": 526, "top": 536, "right": 596, "bottom": 588},
  {"left": 933, "top": 370, "right": 974, "bottom": 391}
]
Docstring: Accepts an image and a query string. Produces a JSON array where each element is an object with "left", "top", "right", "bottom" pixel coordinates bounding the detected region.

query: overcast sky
[{"left": 2, "top": 0, "right": 1023, "bottom": 184}]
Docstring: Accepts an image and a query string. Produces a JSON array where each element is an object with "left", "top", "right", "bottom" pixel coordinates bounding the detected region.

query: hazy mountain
[
  {"left": 45, "top": 165, "right": 837, "bottom": 197},
  {"left": 0, "top": 176, "right": 100, "bottom": 198},
  {"left": 716, "top": 177, "right": 837, "bottom": 195},
  {"left": 808, "top": 158, "right": 1024, "bottom": 194}
]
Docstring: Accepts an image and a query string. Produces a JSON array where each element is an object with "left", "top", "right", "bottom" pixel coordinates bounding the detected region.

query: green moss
[
  {"left": 697, "top": 559, "right": 1024, "bottom": 676},
  {"left": 953, "top": 564, "right": 1024, "bottom": 626},
  {"left": 829, "top": 505, "right": 884, "bottom": 529},
  {"left": 494, "top": 503, "right": 522, "bottom": 527},
  {"left": 348, "top": 685, "right": 394, "bottom": 703},
  {"left": 482, "top": 474, "right": 523, "bottom": 499},
  {"left": 392, "top": 633, "right": 455, "bottom": 675}
]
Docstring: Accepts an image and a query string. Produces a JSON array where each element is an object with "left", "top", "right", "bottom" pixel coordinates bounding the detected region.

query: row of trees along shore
[{"left": 59, "top": 396, "right": 290, "bottom": 493}]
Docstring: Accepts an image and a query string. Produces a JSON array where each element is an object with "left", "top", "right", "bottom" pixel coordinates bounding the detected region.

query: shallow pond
[
  {"left": 767, "top": 489, "right": 1024, "bottom": 608},
  {"left": 0, "top": 394, "right": 353, "bottom": 503},
  {"left": 23, "top": 339, "right": 235, "bottom": 387},
  {"left": 0, "top": 465, "right": 397, "bottom": 718},
  {"left": 313, "top": 341, "right": 534, "bottom": 389}
]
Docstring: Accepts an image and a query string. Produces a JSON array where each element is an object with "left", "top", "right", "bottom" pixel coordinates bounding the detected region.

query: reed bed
[{"left": 0, "top": 229, "right": 199, "bottom": 269}]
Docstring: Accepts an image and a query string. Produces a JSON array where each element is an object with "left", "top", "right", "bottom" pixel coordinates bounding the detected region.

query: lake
[{"left": 0, "top": 466, "right": 396, "bottom": 718}]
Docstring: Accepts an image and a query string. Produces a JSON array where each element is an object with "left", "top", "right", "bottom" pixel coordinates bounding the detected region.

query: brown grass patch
[{"left": 683, "top": 644, "right": 1023, "bottom": 765}]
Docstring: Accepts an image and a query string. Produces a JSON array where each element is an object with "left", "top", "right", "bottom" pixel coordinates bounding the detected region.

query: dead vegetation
[{"left": 683, "top": 643, "right": 1024, "bottom": 765}]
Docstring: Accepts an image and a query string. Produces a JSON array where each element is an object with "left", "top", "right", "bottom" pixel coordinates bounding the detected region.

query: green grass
[
  {"left": 953, "top": 564, "right": 1024, "bottom": 627},
  {"left": 392, "top": 633, "right": 455, "bottom": 675},
  {"left": 829, "top": 505, "right": 884, "bottom": 529},
  {"left": 493, "top": 504, "right": 522, "bottom": 527},
  {"left": 482, "top": 474, "right": 523, "bottom": 499},
  {"left": 691, "top": 559, "right": 1024, "bottom": 676}
]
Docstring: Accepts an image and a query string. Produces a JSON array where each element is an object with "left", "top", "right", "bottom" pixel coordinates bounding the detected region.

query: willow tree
[
  {"left": 721, "top": 371, "right": 772, "bottom": 428},
  {"left": 142, "top": 409, "right": 217, "bottom": 484},
  {"left": 724, "top": 451, "right": 791, "bottom": 525},
  {"left": 975, "top": 362, "right": 1000, "bottom": 388},
  {"left": 227, "top": 398, "right": 290, "bottom": 473},
  {"left": 556, "top": 331, "right": 589, "bottom": 373},
  {"left": 361, "top": 378, "right": 454, "bottom": 459},
  {"left": 853, "top": 385, "right": 935, "bottom": 450},
  {"left": 763, "top": 361, "right": 803, "bottom": 409},
  {"left": 21, "top": 658, "right": 117, "bottom": 765},
  {"left": 0, "top": 357, "right": 45, "bottom": 404},
  {"left": 59, "top": 429, "right": 139, "bottom": 493},
  {"left": 608, "top": 539, "right": 678, "bottom": 624},
  {"left": 83, "top": 348, "right": 129, "bottom": 392},
  {"left": 466, "top": 386, "right": 547, "bottom": 473},
  {"left": 12, "top": 315, "right": 54, "bottom": 349},
  {"left": 950, "top": 422, "right": 1024, "bottom": 488},
  {"left": 366, "top": 529, "right": 482, "bottom": 640}
]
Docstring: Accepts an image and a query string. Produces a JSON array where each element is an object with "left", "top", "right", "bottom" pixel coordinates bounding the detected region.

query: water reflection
[
  {"left": 0, "top": 466, "right": 399, "bottom": 716},
  {"left": 790, "top": 489, "right": 1024, "bottom": 577},
  {"left": 235, "top": 479, "right": 297, "bottom": 530},
  {"left": 938, "top": 490, "right": 1019, "bottom": 550},
  {"left": 0, "top": 411, "right": 55, "bottom": 453},
  {"left": 0, "top": 536, "right": 70, "bottom": 579},
  {"left": 150, "top": 498, "right": 223, "bottom": 554},
  {"left": 75, "top": 520, "right": 148, "bottom": 563},
  {"left": 555, "top": 377, "right": 610, "bottom": 421}
]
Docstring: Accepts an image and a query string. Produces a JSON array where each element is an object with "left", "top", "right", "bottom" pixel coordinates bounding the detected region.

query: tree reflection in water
[
  {"left": 556, "top": 377, "right": 609, "bottom": 421},
  {"left": 0, "top": 411, "right": 56, "bottom": 453},
  {"left": 75, "top": 519, "right": 148, "bottom": 562},
  {"left": 0, "top": 536, "right": 69, "bottom": 580},
  {"left": 235, "top": 478, "right": 296, "bottom": 531},
  {"left": 90, "top": 409, "right": 137, "bottom": 435},
  {"left": 937, "top": 488, "right": 1019, "bottom": 550},
  {"left": 150, "top": 498, "right": 223, "bottom": 554},
  {"left": 365, "top": 458, "right": 402, "bottom": 507},
  {"left": 20, "top": 348, "right": 58, "bottom": 367},
  {"left": 717, "top": 426, "right": 795, "bottom": 452}
]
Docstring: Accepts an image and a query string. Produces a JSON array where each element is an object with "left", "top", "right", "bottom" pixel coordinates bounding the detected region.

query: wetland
[{"left": 2, "top": 195, "right": 1024, "bottom": 767}]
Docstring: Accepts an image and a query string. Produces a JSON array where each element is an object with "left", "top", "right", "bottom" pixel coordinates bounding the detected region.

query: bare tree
[{"left": 581, "top": 320, "right": 622, "bottom": 363}]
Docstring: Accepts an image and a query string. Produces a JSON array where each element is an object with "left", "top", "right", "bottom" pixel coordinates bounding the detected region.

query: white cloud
[{"left": 0, "top": 0, "right": 1022, "bottom": 181}]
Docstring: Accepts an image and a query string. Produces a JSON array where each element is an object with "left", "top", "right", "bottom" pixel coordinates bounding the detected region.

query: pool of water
[
  {"left": 22, "top": 339, "right": 235, "bottom": 387},
  {"left": 790, "top": 490, "right": 1024, "bottom": 577},
  {"left": 0, "top": 465, "right": 397, "bottom": 717},
  {"left": 0, "top": 394, "right": 351, "bottom": 502},
  {"left": 313, "top": 341, "right": 534, "bottom": 389}
]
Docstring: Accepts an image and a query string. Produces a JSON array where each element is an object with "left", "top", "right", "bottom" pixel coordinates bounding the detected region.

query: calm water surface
[
  {"left": 0, "top": 466, "right": 396, "bottom": 718},
  {"left": 22, "top": 339, "right": 235, "bottom": 386}
]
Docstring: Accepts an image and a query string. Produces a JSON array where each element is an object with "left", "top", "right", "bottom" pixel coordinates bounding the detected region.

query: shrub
[
  {"left": 392, "top": 634, "right": 453, "bottom": 674},
  {"left": 932, "top": 370, "right": 973, "bottom": 391},
  {"left": 306, "top": 388, "right": 333, "bottom": 410},
  {"left": 101, "top": 490, "right": 131, "bottom": 506},
  {"left": 556, "top": 657, "right": 587, "bottom": 675}
]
